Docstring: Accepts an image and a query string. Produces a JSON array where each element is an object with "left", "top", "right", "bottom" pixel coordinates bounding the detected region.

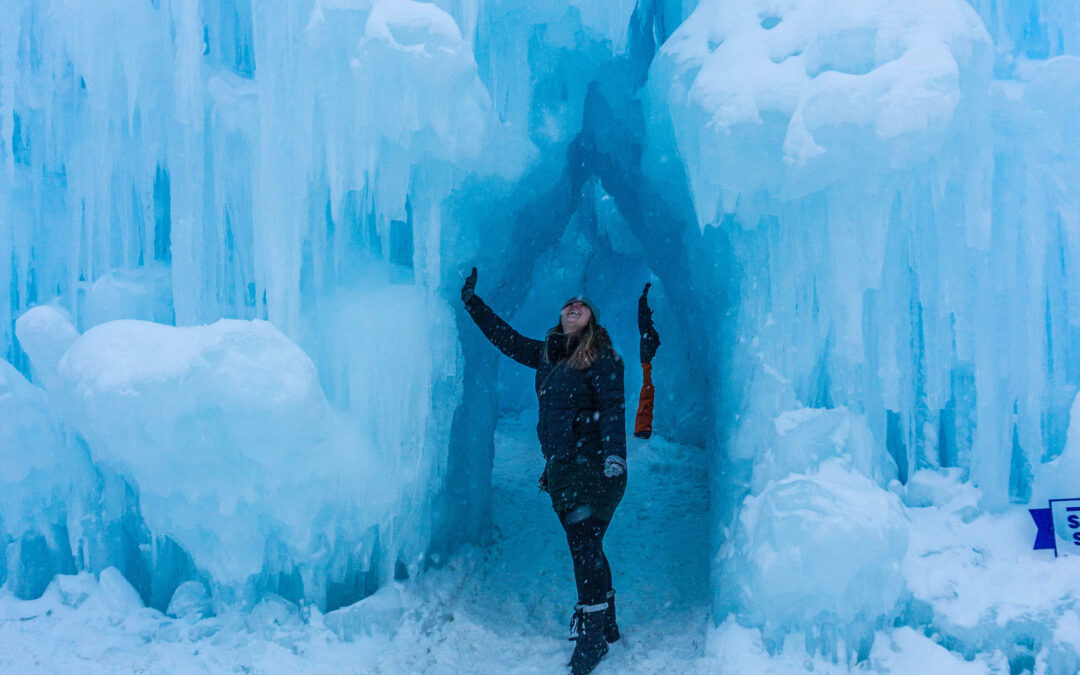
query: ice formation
[
  {"left": 647, "top": 0, "right": 1080, "bottom": 661},
  {"left": 1, "top": 0, "right": 659, "bottom": 610},
  {"left": 721, "top": 458, "right": 910, "bottom": 657},
  {"left": 1, "top": 0, "right": 1079, "bottom": 670}
]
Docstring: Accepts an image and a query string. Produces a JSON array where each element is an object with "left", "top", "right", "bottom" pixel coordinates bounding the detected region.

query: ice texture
[
  {"left": 13, "top": 306, "right": 79, "bottom": 392},
  {"left": 1033, "top": 390, "right": 1080, "bottom": 505},
  {"left": 721, "top": 458, "right": 910, "bottom": 657},
  {"left": 651, "top": 0, "right": 993, "bottom": 215},
  {"left": 2, "top": 0, "right": 1080, "bottom": 668},
  {"left": 166, "top": 581, "right": 213, "bottom": 620},
  {"left": 648, "top": 0, "right": 1080, "bottom": 657},
  {"left": 762, "top": 406, "right": 896, "bottom": 490},
  {"left": 966, "top": 0, "right": 1080, "bottom": 62},
  {"left": 51, "top": 318, "right": 334, "bottom": 587},
  {"left": 26, "top": 300, "right": 456, "bottom": 605},
  {"left": 0, "top": 358, "right": 59, "bottom": 486},
  {"left": 1, "top": 0, "right": 483, "bottom": 610},
  {"left": 0, "top": 349, "right": 92, "bottom": 599}
]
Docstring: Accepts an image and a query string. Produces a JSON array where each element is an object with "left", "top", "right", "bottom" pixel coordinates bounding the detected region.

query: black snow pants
[{"left": 558, "top": 511, "right": 613, "bottom": 606}]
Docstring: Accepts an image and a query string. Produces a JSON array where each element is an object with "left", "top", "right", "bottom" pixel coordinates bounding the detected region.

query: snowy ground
[
  {"left": 0, "top": 414, "right": 716, "bottom": 673},
  {"left": 3, "top": 413, "right": 1078, "bottom": 673}
]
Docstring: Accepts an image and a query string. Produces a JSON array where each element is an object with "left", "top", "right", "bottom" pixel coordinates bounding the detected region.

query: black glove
[
  {"left": 461, "top": 267, "right": 477, "bottom": 304},
  {"left": 638, "top": 282, "right": 661, "bottom": 364}
]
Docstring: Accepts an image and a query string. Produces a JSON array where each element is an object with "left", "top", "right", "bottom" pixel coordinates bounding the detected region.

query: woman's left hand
[
  {"left": 603, "top": 456, "right": 626, "bottom": 478},
  {"left": 461, "top": 267, "right": 478, "bottom": 304}
]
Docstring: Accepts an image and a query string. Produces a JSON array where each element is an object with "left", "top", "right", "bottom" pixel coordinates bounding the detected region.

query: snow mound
[
  {"left": 49, "top": 319, "right": 349, "bottom": 589},
  {"left": 902, "top": 468, "right": 979, "bottom": 513},
  {"left": 721, "top": 458, "right": 910, "bottom": 657},
  {"left": 14, "top": 305, "right": 80, "bottom": 391},
  {"left": 707, "top": 618, "right": 1007, "bottom": 674},
  {"left": 166, "top": 581, "right": 213, "bottom": 620},
  {"left": 904, "top": 499, "right": 1080, "bottom": 672},
  {"left": 323, "top": 583, "right": 405, "bottom": 641}
]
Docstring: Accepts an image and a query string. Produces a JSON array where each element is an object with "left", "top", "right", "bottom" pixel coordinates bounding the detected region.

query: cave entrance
[{"left": 458, "top": 66, "right": 727, "bottom": 651}]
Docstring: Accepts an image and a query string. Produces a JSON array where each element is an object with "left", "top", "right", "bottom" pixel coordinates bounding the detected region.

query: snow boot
[
  {"left": 603, "top": 589, "right": 620, "bottom": 643},
  {"left": 569, "top": 605, "right": 583, "bottom": 641},
  {"left": 569, "top": 592, "right": 620, "bottom": 644},
  {"left": 568, "top": 602, "right": 609, "bottom": 675}
]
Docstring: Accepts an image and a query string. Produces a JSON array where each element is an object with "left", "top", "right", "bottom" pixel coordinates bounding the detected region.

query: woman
[{"left": 460, "top": 267, "right": 626, "bottom": 675}]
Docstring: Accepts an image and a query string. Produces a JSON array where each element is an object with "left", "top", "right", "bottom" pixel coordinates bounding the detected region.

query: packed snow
[{"left": 6, "top": 417, "right": 1076, "bottom": 673}]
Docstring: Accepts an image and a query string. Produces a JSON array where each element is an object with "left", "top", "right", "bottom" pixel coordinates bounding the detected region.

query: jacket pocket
[{"left": 545, "top": 457, "right": 577, "bottom": 494}]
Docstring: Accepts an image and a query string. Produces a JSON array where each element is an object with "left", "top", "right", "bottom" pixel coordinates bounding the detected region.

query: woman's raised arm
[{"left": 461, "top": 268, "right": 543, "bottom": 369}]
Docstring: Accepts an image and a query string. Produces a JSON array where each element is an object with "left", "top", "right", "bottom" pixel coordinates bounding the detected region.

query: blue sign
[{"left": 1030, "top": 498, "right": 1080, "bottom": 557}]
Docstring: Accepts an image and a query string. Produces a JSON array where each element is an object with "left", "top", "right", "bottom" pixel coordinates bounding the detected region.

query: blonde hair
[{"left": 545, "top": 314, "right": 614, "bottom": 370}]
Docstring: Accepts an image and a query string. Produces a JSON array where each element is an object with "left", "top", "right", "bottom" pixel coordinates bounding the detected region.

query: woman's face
[{"left": 560, "top": 301, "right": 592, "bottom": 335}]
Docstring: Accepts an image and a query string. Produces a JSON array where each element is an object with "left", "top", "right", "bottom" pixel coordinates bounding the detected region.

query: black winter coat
[{"left": 465, "top": 295, "right": 626, "bottom": 463}]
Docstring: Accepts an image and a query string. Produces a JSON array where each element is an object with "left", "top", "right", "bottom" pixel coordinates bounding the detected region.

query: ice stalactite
[
  {"left": 2, "top": 0, "right": 681, "bottom": 610},
  {"left": 649, "top": 0, "right": 1080, "bottom": 656},
  {"left": 0, "top": 0, "right": 491, "bottom": 349},
  {"left": 965, "top": 0, "right": 1080, "bottom": 63},
  {"left": 0, "top": 0, "right": 489, "bottom": 609}
]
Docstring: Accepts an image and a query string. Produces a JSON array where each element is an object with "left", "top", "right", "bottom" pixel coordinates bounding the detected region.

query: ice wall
[
  {"left": 966, "top": 0, "right": 1080, "bottom": 63},
  {"left": 0, "top": 0, "right": 491, "bottom": 349},
  {"left": 1, "top": 0, "right": 681, "bottom": 609},
  {"left": 649, "top": 0, "right": 1080, "bottom": 653},
  {"left": 7, "top": 0, "right": 1075, "bottom": 657},
  {"left": 0, "top": 0, "right": 490, "bottom": 608}
]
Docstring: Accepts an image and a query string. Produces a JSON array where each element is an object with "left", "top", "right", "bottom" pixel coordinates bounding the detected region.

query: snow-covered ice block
[
  {"left": 96, "top": 567, "right": 146, "bottom": 612},
  {"left": 650, "top": 0, "right": 994, "bottom": 217},
  {"left": 755, "top": 407, "right": 896, "bottom": 490},
  {"left": 867, "top": 626, "right": 1005, "bottom": 673},
  {"left": 721, "top": 458, "right": 910, "bottom": 654},
  {"left": 14, "top": 306, "right": 80, "bottom": 392},
  {"left": 304, "top": 0, "right": 491, "bottom": 227},
  {"left": 323, "top": 583, "right": 405, "bottom": 641},
  {"left": 40, "top": 306, "right": 459, "bottom": 607},
  {"left": 902, "top": 467, "right": 979, "bottom": 514},
  {"left": 51, "top": 318, "right": 344, "bottom": 588},
  {"left": 82, "top": 266, "right": 174, "bottom": 330},
  {"left": 354, "top": 0, "right": 489, "bottom": 161},
  {"left": 167, "top": 581, "right": 214, "bottom": 620},
  {"left": 0, "top": 358, "right": 61, "bottom": 485},
  {"left": 247, "top": 594, "right": 303, "bottom": 638}
]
